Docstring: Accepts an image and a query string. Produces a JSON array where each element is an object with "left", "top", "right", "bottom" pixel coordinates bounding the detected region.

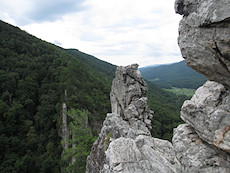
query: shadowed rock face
[
  {"left": 175, "top": 0, "right": 230, "bottom": 89},
  {"left": 173, "top": 124, "right": 230, "bottom": 173}
]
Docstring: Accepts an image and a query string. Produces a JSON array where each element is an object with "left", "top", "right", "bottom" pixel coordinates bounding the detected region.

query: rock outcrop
[
  {"left": 87, "top": 1, "right": 230, "bottom": 172},
  {"left": 173, "top": 124, "right": 230, "bottom": 173},
  {"left": 110, "top": 64, "right": 153, "bottom": 130},
  {"left": 175, "top": 0, "right": 230, "bottom": 89},
  {"left": 181, "top": 81, "right": 230, "bottom": 152},
  {"left": 86, "top": 65, "right": 179, "bottom": 173},
  {"left": 173, "top": 0, "right": 230, "bottom": 172}
]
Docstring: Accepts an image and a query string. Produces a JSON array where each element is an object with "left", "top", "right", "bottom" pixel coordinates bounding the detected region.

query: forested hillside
[
  {"left": 65, "top": 49, "right": 116, "bottom": 79},
  {"left": 0, "top": 20, "right": 188, "bottom": 172},
  {"left": 140, "top": 60, "right": 207, "bottom": 89},
  {"left": 0, "top": 20, "right": 112, "bottom": 172}
]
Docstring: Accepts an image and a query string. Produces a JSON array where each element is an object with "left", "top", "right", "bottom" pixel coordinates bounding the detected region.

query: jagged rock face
[
  {"left": 175, "top": 0, "right": 230, "bottom": 89},
  {"left": 110, "top": 64, "right": 153, "bottom": 130},
  {"left": 86, "top": 65, "right": 179, "bottom": 173},
  {"left": 86, "top": 113, "right": 179, "bottom": 173},
  {"left": 173, "top": 124, "right": 230, "bottom": 173},
  {"left": 181, "top": 81, "right": 230, "bottom": 152},
  {"left": 173, "top": 1, "right": 230, "bottom": 172}
]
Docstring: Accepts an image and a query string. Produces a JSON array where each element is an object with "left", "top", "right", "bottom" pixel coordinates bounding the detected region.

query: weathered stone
[
  {"left": 181, "top": 81, "right": 230, "bottom": 152},
  {"left": 110, "top": 64, "right": 153, "bottom": 130},
  {"left": 86, "top": 65, "right": 179, "bottom": 173},
  {"left": 174, "top": 0, "right": 230, "bottom": 172},
  {"left": 86, "top": 111, "right": 180, "bottom": 173},
  {"left": 173, "top": 124, "right": 230, "bottom": 173},
  {"left": 103, "top": 135, "right": 179, "bottom": 173},
  {"left": 175, "top": 0, "right": 230, "bottom": 89}
]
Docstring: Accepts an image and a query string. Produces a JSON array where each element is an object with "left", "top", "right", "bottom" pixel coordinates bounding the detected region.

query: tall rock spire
[
  {"left": 86, "top": 64, "right": 179, "bottom": 173},
  {"left": 110, "top": 64, "right": 153, "bottom": 129}
]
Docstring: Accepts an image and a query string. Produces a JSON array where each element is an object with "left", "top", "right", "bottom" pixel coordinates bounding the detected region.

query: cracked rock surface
[
  {"left": 86, "top": 65, "right": 179, "bottom": 173},
  {"left": 173, "top": 0, "right": 230, "bottom": 172},
  {"left": 110, "top": 64, "right": 153, "bottom": 130},
  {"left": 173, "top": 124, "right": 230, "bottom": 173},
  {"left": 175, "top": 0, "right": 230, "bottom": 89},
  {"left": 181, "top": 81, "right": 230, "bottom": 152}
]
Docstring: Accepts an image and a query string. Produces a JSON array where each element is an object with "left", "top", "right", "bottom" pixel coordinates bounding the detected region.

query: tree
[{"left": 63, "top": 109, "right": 96, "bottom": 173}]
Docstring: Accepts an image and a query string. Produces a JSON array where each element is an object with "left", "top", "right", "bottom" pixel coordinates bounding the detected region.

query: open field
[{"left": 164, "top": 87, "right": 196, "bottom": 97}]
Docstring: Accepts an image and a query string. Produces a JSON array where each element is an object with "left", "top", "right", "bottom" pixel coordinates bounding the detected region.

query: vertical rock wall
[
  {"left": 173, "top": 0, "right": 230, "bottom": 172},
  {"left": 175, "top": 0, "right": 230, "bottom": 89}
]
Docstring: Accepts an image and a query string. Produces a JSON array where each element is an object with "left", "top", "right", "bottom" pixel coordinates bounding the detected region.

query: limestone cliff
[
  {"left": 86, "top": 1, "right": 230, "bottom": 172},
  {"left": 173, "top": 0, "right": 230, "bottom": 172},
  {"left": 175, "top": 0, "right": 230, "bottom": 89},
  {"left": 86, "top": 65, "right": 179, "bottom": 173}
]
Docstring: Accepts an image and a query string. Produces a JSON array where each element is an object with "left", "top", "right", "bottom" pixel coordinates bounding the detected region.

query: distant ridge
[
  {"left": 139, "top": 60, "right": 207, "bottom": 89},
  {"left": 140, "top": 62, "right": 174, "bottom": 69},
  {"left": 65, "top": 49, "right": 116, "bottom": 78}
]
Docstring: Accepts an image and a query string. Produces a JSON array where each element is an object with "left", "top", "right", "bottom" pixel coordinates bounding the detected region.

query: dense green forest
[
  {"left": 0, "top": 20, "right": 188, "bottom": 172},
  {"left": 140, "top": 60, "right": 207, "bottom": 89},
  {"left": 0, "top": 20, "right": 111, "bottom": 172},
  {"left": 65, "top": 49, "right": 116, "bottom": 79}
]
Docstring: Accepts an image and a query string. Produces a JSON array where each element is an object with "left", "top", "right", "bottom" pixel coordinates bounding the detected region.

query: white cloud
[{"left": 0, "top": 0, "right": 183, "bottom": 67}]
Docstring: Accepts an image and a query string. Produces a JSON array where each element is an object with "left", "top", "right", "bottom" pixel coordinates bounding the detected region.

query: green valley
[{"left": 139, "top": 60, "right": 207, "bottom": 89}]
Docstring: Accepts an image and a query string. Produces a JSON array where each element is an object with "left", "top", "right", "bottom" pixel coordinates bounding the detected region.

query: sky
[{"left": 0, "top": 0, "right": 183, "bottom": 67}]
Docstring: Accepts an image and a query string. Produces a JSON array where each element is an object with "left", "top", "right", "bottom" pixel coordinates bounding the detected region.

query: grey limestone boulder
[
  {"left": 181, "top": 81, "right": 230, "bottom": 152},
  {"left": 86, "top": 112, "right": 179, "bottom": 173},
  {"left": 175, "top": 0, "right": 230, "bottom": 89},
  {"left": 173, "top": 124, "right": 230, "bottom": 173},
  {"left": 174, "top": 0, "right": 230, "bottom": 171},
  {"left": 103, "top": 135, "right": 179, "bottom": 173}
]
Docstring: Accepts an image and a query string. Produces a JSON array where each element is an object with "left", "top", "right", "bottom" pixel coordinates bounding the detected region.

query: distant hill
[
  {"left": 139, "top": 60, "right": 207, "bottom": 89},
  {"left": 140, "top": 63, "right": 173, "bottom": 68}
]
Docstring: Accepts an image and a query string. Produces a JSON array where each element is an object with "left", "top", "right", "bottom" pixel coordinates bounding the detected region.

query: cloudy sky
[{"left": 0, "top": 0, "right": 183, "bottom": 67}]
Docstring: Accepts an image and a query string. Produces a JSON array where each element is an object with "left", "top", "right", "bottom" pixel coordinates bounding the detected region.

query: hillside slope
[
  {"left": 140, "top": 60, "right": 207, "bottom": 89},
  {"left": 65, "top": 49, "right": 116, "bottom": 79},
  {"left": 0, "top": 20, "right": 112, "bottom": 172}
]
